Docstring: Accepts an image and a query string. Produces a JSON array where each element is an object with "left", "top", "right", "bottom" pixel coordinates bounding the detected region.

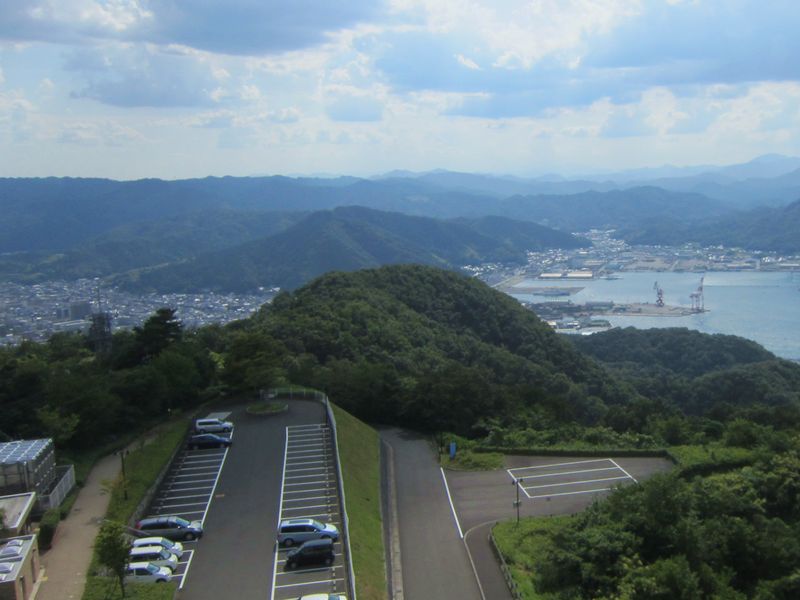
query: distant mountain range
[
  {"left": 116, "top": 206, "right": 587, "bottom": 292},
  {"left": 621, "top": 199, "right": 800, "bottom": 253},
  {"left": 2, "top": 155, "right": 798, "bottom": 291}
]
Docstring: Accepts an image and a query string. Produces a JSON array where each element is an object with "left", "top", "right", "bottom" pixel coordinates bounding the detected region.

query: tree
[
  {"left": 95, "top": 521, "right": 131, "bottom": 596},
  {"left": 135, "top": 308, "right": 182, "bottom": 361}
]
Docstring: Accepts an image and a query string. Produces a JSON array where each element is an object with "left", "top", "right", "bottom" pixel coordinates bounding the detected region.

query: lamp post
[
  {"left": 118, "top": 450, "right": 129, "bottom": 500},
  {"left": 513, "top": 477, "right": 524, "bottom": 524}
]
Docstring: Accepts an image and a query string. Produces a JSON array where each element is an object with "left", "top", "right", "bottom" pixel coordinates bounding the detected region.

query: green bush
[{"left": 37, "top": 508, "right": 61, "bottom": 549}]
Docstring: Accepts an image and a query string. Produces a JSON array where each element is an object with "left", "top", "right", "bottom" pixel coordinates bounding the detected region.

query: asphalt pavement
[
  {"left": 178, "top": 399, "right": 327, "bottom": 600},
  {"left": 381, "top": 428, "right": 483, "bottom": 600}
]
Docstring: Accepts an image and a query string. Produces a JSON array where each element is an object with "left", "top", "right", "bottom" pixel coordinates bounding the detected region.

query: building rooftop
[
  {"left": 0, "top": 535, "right": 36, "bottom": 583},
  {"left": 0, "top": 440, "right": 51, "bottom": 466},
  {"left": 0, "top": 493, "right": 36, "bottom": 534}
]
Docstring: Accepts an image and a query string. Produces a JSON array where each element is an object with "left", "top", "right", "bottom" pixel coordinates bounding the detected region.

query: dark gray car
[{"left": 135, "top": 516, "right": 204, "bottom": 541}]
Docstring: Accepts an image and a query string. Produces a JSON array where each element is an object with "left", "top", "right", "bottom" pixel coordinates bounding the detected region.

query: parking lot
[
  {"left": 270, "top": 423, "right": 349, "bottom": 600},
  {"left": 507, "top": 457, "right": 638, "bottom": 500},
  {"left": 139, "top": 416, "right": 232, "bottom": 588}
]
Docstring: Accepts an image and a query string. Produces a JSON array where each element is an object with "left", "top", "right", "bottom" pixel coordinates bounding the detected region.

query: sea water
[{"left": 507, "top": 271, "right": 800, "bottom": 360}]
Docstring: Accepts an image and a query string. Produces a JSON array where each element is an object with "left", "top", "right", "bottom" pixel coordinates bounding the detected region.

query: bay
[{"left": 507, "top": 271, "right": 800, "bottom": 360}]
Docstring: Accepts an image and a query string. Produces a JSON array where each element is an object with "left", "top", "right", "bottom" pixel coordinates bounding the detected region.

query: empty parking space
[
  {"left": 140, "top": 428, "right": 232, "bottom": 589},
  {"left": 507, "top": 458, "right": 637, "bottom": 500},
  {"left": 270, "top": 423, "right": 349, "bottom": 600}
]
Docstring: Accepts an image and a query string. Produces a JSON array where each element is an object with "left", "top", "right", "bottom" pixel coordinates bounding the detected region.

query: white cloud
[{"left": 456, "top": 53, "right": 480, "bottom": 70}]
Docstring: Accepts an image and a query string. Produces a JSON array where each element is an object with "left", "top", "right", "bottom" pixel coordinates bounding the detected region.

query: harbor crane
[
  {"left": 653, "top": 281, "right": 664, "bottom": 307},
  {"left": 690, "top": 276, "right": 705, "bottom": 312}
]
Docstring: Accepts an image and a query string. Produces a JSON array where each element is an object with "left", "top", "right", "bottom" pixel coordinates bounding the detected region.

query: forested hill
[
  {"left": 621, "top": 198, "right": 800, "bottom": 253},
  {"left": 569, "top": 327, "right": 776, "bottom": 378},
  {"left": 120, "top": 206, "right": 587, "bottom": 292},
  {"left": 568, "top": 327, "right": 800, "bottom": 418},
  {"left": 244, "top": 264, "right": 635, "bottom": 432}
]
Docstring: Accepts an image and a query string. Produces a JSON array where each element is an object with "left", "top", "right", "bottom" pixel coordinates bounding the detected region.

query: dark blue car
[{"left": 188, "top": 433, "right": 232, "bottom": 449}]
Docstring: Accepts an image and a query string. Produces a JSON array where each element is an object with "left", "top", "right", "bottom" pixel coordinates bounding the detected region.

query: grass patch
[
  {"left": 83, "top": 417, "right": 189, "bottom": 600},
  {"left": 104, "top": 418, "right": 190, "bottom": 524},
  {"left": 668, "top": 444, "right": 759, "bottom": 476},
  {"left": 493, "top": 516, "right": 573, "bottom": 600},
  {"left": 332, "top": 404, "right": 387, "bottom": 600},
  {"left": 83, "top": 577, "right": 176, "bottom": 600},
  {"left": 442, "top": 449, "right": 504, "bottom": 470}
]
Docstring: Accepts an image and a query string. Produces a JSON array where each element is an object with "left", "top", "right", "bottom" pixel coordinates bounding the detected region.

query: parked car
[
  {"left": 125, "top": 562, "right": 172, "bottom": 584},
  {"left": 135, "top": 516, "right": 204, "bottom": 541},
  {"left": 128, "top": 545, "right": 179, "bottom": 571},
  {"left": 296, "top": 595, "right": 347, "bottom": 600},
  {"left": 188, "top": 433, "right": 233, "bottom": 449},
  {"left": 131, "top": 536, "right": 184, "bottom": 558},
  {"left": 278, "top": 518, "right": 339, "bottom": 547},
  {"left": 194, "top": 418, "right": 233, "bottom": 433},
  {"left": 285, "top": 538, "right": 335, "bottom": 570}
]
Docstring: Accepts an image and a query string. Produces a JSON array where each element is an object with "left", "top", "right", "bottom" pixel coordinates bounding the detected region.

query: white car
[
  {"left": 129, "top": 546, "right": 179, "bottom": 571},
  {"left": 124, "top": 562, "right": 172, "bottom": 584},
  {"left": 296, "top": 595, "right": 348, "bottom": 600},
  {"left": 131, "top": 536, "right": 184, "bottom": 559},
  {"left": 194, "top": 418, "right": 233, "bottom": 433}
]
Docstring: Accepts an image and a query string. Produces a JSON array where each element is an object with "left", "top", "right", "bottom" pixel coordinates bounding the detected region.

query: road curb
[{"left": 381, "top": 438, "right": 404, "bottom": 600}]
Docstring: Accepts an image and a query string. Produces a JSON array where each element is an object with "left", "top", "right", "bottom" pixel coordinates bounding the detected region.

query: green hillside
[{"left": 122, "top": 206, "right": 587, "bottom": 292}]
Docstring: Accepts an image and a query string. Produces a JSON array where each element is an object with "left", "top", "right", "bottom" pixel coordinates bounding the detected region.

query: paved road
[
  {"left": 179, "top": 400, "right": 327, "bottom": 600},
  {"left": 381, "top": 428, "right": 482, "bottom": 600}
]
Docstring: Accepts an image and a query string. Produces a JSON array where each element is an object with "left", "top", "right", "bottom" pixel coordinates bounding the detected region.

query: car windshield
[
  {"left": 310, "top": 520, "right": 324, "bottom": 529},
  {"left": 146, "top": 564, "right": 159, "bottom": 574},
  {"left": 174, "top": 517, "right": 190, "bottom": 527}
]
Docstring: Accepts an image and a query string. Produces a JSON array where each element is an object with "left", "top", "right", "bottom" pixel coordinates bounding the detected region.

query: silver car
[{"left": 277, "top": 518, "right": 339, "bottom": 547}]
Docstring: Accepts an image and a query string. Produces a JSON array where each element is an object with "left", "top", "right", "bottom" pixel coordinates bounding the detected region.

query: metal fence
[
  {"left": 40, "top": 464, "right": 75, "bottom": 511},
  {"left": 489, "top": 528, "right": 523, "bottom": 600}
]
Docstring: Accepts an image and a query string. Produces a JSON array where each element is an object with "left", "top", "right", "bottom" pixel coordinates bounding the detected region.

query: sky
[{"left": 2, "top": 0, "right": 800, "bottom": 179}]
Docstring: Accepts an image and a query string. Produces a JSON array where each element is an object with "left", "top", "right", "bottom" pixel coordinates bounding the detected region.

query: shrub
[{"left": 38, "top": 508, "right": 62, "bottom": 549}]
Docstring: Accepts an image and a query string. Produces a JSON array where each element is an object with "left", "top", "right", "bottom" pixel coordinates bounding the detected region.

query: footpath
[{"left": 35, "top": 452, "right": 123, "bottom": 600}]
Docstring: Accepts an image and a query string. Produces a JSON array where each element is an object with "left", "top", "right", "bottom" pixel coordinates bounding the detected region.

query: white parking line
[
  {"left": 178, "top": 542, "right": 196, "bottom": 590},
  {"left": 507, "top": 458, "right": 612, "bottom": 475},
  {"left": 283, "top": 494, "right": 338, "bottom": 503},
  {"left": 284, "top": 487, "right": 335, "bottom": 494},
  {"left": 158, "top": 493, "right": 211, "bottom": 501},
  {"left": 523, "top": 475, "right": 630, "bottom": 491},
  {"left": 529, "top": 487, "right": 616, "bottom": 499},
  {"left": 157, "top": 501, "right": 209, "bottom": 510},
  {"left": 274, "top": 577, "right": 343, "bottom": 589},
  {"left": 200, "top": 444, "right": 229, "bottom": 527},
  {"left": 286, "top": 449, "right": 326, "bottom": 456},
  {"left": 609, "top": 458, "right": 638, "bottom": 484},
  {"left": 281, "top": 503, "right": 335, "bottom": 513},
  {"left": 270, "top": 428, "right": 290, "bottom": 600},
  {"left": 285, "top": 459, "right": 328, "bottom": 467},
  {"left": 162, "top": 485, "right": 213, "bottom": 493},
  {"left": 516, "top": 466, "right": 621, "bottom": 480},
  {"left": 167, "top": 473, "right": 219, "bottom": 480},
  {"left": 285, "top": 466, "right": 329, "bottom": 474},
  {"left": 152, "top": 509, "right": 205, "bottom": 516}
]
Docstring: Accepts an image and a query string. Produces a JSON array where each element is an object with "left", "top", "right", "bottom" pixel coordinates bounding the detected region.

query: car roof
[
  {"left": 130, "top": 546, "right": 166, "bottom": 554},
  {"left": 127, "top": 561, "right": 158, "bottom": 568},
  {"left": 281, "top": 518, "right": 314, "bottom": 525},
  {"left": 133, "top": 537, "right": 172, "bottom": 544}
]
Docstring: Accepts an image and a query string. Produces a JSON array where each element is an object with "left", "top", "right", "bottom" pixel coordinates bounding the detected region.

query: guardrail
[
  {"left": 488, "top": 526, "right": 523, "bottom": 600},
  {"left": 323, "top": 394, "right": 358, "bottom": 600}
]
